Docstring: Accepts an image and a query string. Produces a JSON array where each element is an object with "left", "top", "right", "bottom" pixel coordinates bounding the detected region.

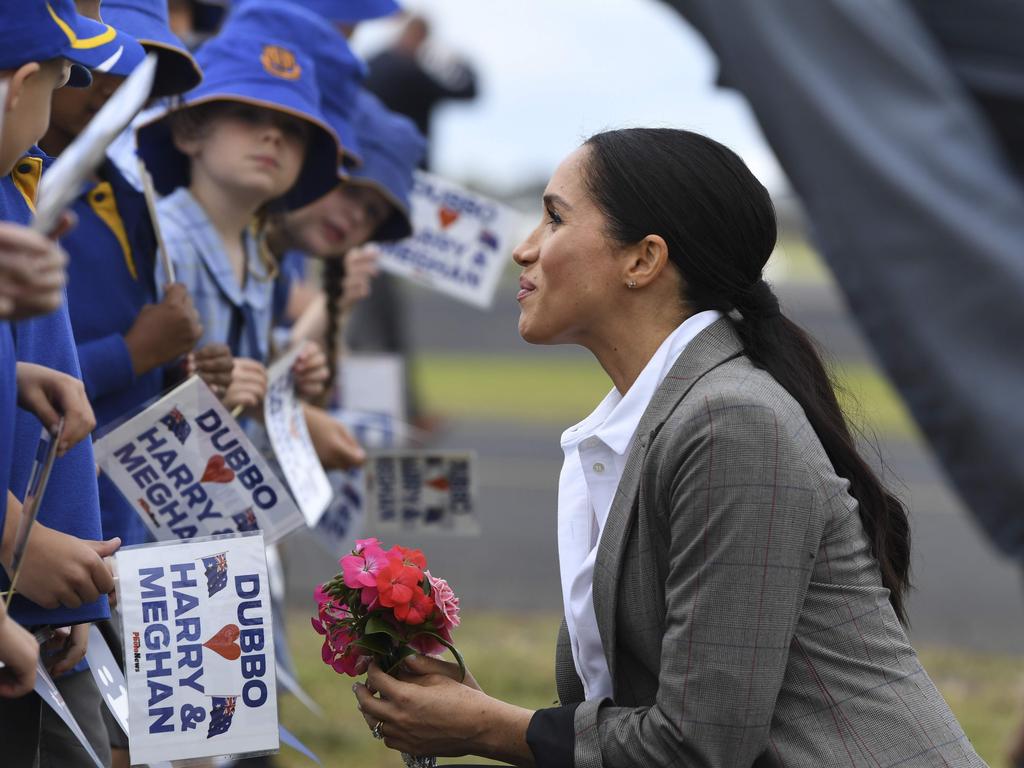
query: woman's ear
[
  {"left": 4, "top": 62, "right": 42, "bottom": 113},
  {"left": 624, "top": 234, "right": 670, "bottom": 289},
  {"left": 170, "top": 125, "right": 200, "bottom": 157}
]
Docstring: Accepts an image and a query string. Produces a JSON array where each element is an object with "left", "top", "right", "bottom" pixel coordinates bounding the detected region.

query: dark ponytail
[
  {"left": 322, "top": 257, "right": 345, "bottom": 394},
  {"left": 584, "top": 128, "right": 911, "bottom": 623}
]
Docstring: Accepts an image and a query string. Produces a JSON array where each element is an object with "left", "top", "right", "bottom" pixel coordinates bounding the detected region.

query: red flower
[
  {"left": 392, "top": 545, "right": 427, "bottom": 571},
  {"left": 393, "top": 589, "right": 436, "bottom": 625},
  {"left": 376, "top": 559, "right": 422, "bottom": 608}
]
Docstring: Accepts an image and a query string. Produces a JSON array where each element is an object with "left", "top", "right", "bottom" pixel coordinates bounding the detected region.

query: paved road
[{"left": 284, "top": 276, "right": 1024, "bottom": 654}]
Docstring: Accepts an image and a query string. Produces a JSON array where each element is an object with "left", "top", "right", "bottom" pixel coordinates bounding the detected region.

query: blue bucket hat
[
  {"left": 101, "top": 0, "right": 203, "bottom": 97},
  {"left": 135, "top": 9, "right": 341, "bottom": 211},
  {"left": 0, "top": 0, "right": 146, "bottom": 87},
  {"left": 346, "top": 89, "right": 425, "bottom": 242},
  {"left": 228, "top": 0, "right": 366, "bottom": 167}
]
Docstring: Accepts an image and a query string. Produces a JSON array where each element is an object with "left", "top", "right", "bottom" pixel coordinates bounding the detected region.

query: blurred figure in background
[
  {"left": 365, "top": 14, "right": 477, "bottom": 159},
  {"left": 658, "top": 1, "right": 1024, "bottom": 763},
  {"left": 353, "top": 14, "right": 479, "bottom": 427}
]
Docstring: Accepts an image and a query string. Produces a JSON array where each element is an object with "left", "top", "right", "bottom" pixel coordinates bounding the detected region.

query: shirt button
[{"left": 593, "top": 462, "right": 605, "bottom": 474}]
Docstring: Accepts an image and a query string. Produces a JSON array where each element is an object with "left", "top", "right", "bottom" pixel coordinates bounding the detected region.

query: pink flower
[
  {"left": 427, "top": 572, "right": 460, "bottom": 631},
  {"left": 341, "top": 542, "right": 388, "bottom": 589},
  {"left": 354, "top": 537, "right": 380, "bottom": 555}
]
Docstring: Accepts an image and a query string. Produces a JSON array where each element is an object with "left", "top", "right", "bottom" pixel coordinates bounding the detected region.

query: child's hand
[
  {"left": 15, "top": 362, "right": 95, "bottom": 455},
  {"left": 223, "top": 357, "right": 268, "bottom": 415},
  {"left": 303, "top": 404, "right": 366, "bottom": 470},
  {"left": 0, "top": 607, "right": 38, "bottom": 698},
  {"left": 124, "top": 283, "right": 203, "bottom": 375},
  {"left": 42, "top": 623, "right": 88, "bottom": 677},
  {"left": 4, "top": 525, "right": 119, "bottom": 610},
  {"left": 339, "top": 245, "right": 380, "bottom": 313},
  {"left": 292, "top": 340, "right": 329, "bottom": 400},
  {"left": 186, "top": 343, "right": 233, "bottom": 396},
  {"left": 0, "top": 220, "right": 68, "bottom": 320}
]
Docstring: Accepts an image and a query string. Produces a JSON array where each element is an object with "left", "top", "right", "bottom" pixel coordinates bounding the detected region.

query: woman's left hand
[{"left": 353, "top": 662, "right": 535, "bottom": 765}]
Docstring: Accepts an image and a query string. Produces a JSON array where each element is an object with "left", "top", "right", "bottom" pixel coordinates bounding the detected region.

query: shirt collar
[
  {"left": 562, "top": 310, "right": 723, "bottom": 455},
  {"left": 169, "top": 188, "right": 270, "bottom": 310}
]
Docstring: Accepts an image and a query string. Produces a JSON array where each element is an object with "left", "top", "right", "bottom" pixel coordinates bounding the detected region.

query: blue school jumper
[
  {"left": 0, "top": 157, "right": 47, "bottom": 553},
  {"left": 0, "top": 149, "right": 109, "bottom": 627},
  {"left": 65, "top": 160, "right": 162, "bottom": 546}
]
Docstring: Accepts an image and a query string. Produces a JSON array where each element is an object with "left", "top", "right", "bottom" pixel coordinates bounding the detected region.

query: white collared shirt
[{"left": 557, "top": 310, "right": 722, "bottom": 700}]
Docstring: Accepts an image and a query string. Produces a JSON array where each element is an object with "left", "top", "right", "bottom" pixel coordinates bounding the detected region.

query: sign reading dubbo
[
  {"left": 94, "top": 377, "right": 303, "bottom": 544},
  {"left": 376, "top": 171, "right": 521, "bottom": 309},
  {"left": 117, "top": 533, "right": 278, "bottom": 764}
]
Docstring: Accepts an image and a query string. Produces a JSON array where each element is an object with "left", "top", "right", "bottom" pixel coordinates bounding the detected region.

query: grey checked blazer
[{"left": 555, "top": 319, "right": 985, "bottom": 767}]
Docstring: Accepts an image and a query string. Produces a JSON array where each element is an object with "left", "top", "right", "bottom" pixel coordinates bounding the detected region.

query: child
[
  {"left": 53, "top": 0, "right": 205, "bottom": 551},
  {"left": 279, "top": 88, "right": 426, "bottom": 392},
  {"left": 137, "top": 4, "right": 341, "bottom": 415},
  {"left": 0, "top": 3, "right": 145, "bottom": 764}
]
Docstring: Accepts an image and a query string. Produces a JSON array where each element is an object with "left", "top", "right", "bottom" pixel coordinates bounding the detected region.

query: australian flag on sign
[
  {"left": 160, "top": 407, "right": 191, "bottom": 444},
  {"left": 207, "top": 695, "right": 237, "bottom": 738},
  {"left": 202, "top": 553, "right": 228, "bottom": 597},
  {"left": 232, "top": 507, "right": 258, "bottom": 532}
]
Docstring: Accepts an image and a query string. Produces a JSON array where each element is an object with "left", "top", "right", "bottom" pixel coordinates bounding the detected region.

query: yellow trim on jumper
[
  {"left": 87, "top": 182, "right": 137, "bottom": 280},
  {"left": 46, "top": 3, "right": 117, "bottom": 50},
  {"left": 12, "top": 156, "right": 43, "bottom": 213}
]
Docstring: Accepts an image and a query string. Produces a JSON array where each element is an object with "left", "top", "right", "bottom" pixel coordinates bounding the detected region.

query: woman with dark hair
[{"left": 353, "top": 128, "right": 985, "bottom": 767}]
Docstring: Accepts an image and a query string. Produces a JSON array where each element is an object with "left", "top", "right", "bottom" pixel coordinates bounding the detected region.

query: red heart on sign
[
  {"left": 201, "top": 454, "right": 235, "bottom": 484},
  {"left": 438, "top": 206, "right": 459, "bottom": 229},
  {"left": 426, "top": 476, "right": 450, "bottom": 492},
  {"left": 203, "top": 624, "right": 241, "bottom": 661}
]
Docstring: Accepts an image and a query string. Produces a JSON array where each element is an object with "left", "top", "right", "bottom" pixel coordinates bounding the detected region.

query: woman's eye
[{"left": 546, "top": 208, "right": 562, "bottom": 227}]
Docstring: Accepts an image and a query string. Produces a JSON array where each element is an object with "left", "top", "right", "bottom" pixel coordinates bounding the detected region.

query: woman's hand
[
  {"left": 15, "top": 362, "right": 95, "bottom": 455},
  {"left": 0, "top": 218, "right": 69, "bottom": 320},
  {"left": 292, "top": 340, "right": 329, "bottom": 400},
  {"left": 398, "top": 653, "right": 482, "bottom": 692},
  {"left": 353, "top": 662, "right": 535, "bottom": 765}
]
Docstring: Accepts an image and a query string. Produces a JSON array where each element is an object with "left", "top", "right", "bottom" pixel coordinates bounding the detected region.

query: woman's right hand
[
  {"left": 397, "top": 653, "right": 482, "bottom": 693},
  {"left": 222, "top": 357, "right": 268, "bottom": 415}
]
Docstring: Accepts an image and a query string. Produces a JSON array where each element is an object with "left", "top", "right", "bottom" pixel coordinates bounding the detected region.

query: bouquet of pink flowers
[{"left": 312, "top": 538, "right": 463, "bottom": 679}]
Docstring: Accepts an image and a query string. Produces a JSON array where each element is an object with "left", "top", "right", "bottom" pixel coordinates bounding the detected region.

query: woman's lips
[{"left": 517, "top": 277, "right": 537, "bottom": 302}]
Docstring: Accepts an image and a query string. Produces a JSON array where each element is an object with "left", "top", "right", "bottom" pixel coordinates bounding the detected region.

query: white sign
[
  {"left": 264, "top": 349, "right": 331, "bottom": 527},
  {"left": 339, "top": 354, "right": 406, "bottom": 421},
  {"left": 366, "top": 451, "right": 479, "bottom": 535},
  {"left": 35, "top": 659, "right": 104, "bottom": 768},
  {"left": 314, "top": 468, "right": 367, "bottom": 558},
  {"left": 116, "top": 533, "right": 278, "bottom": 764},
  {"left": 94, "top": 377, "right": 304, "bottom": 544},
  {"left": 376, "top": 171, "right": 519, "bottom": 308},
  {"left": 86, "top": 625, "right": 130, "bottom": 737},
  {"left": 34, "top": 55, "right": 156, "bottom": 234}
]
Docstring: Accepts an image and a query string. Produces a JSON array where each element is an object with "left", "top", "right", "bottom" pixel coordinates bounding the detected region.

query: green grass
[
  {"left": 277, "top": 613, "right": 1021, "bottom": 767},
  {"left": 414, "top": 355, "right": 917, "bottom": 439}
]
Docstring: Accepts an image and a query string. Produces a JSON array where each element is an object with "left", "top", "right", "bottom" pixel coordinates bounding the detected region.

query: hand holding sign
[
  {"left": 15, "top": 362, "right": 94, "bottom": 455},
  {"left": 0, "top": 603, "right": 38, "bottom": 698},
  {"left": 0, "top": 219, "right": 69, "bottom": 321}
]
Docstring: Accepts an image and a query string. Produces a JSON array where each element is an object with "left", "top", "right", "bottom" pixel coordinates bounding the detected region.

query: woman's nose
[{"left": 512, "top": 231, "right": 539, "bottom": 266}]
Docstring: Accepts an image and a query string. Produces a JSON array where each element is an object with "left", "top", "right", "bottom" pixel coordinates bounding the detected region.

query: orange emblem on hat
[{"left": 261, "top": 45, "right": 301, "bottom": 80}]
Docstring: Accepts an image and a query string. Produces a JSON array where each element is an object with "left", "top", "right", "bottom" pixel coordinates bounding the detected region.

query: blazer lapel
[{"left": 592, "top": 318, "right": 745, "bottom": 684}]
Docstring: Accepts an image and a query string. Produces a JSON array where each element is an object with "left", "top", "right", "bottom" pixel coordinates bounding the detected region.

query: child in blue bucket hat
[
  {"left": 275, "top": 88, "right": 425, "bottom": 390},
  {"left": 0, "top": 3, "right": 150, "bottom": 766},
  {"left": 136, "top": 4, "right": 341, "bottom": 405}
]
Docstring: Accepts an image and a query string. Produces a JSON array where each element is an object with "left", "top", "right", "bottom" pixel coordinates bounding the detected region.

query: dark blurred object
[
  {"left": 167, "top": 0, "right": 228, "bottom": 49},
  {"left": 662, "top": 4, "right": 1024, "bottom": 759},
  {"left": 364, "top": 15, "right": 478, "bottom": 154}
]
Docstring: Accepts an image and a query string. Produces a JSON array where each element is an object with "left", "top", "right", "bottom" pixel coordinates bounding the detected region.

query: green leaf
[
  {"left": 353, "top": 635, "right": 392, "bottom": 655},
  {"left": 384, "top": 646, "right": 418, "bottom": 675},
  {"left": 413, "top": 632, "right": 466, "bottom": 683},
  {"left": 365, "top": 615, "right": 402, "bottom": 640}
]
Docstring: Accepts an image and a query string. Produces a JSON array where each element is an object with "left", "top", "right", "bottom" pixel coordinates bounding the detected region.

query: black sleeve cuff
[{"left": 526, "top": 703, "right": 579, "bottom": 768}]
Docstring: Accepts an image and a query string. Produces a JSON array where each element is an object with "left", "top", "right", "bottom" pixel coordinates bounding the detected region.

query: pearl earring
[{"left": 627, "top": 280, "right": 637, "bottom": 288}]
